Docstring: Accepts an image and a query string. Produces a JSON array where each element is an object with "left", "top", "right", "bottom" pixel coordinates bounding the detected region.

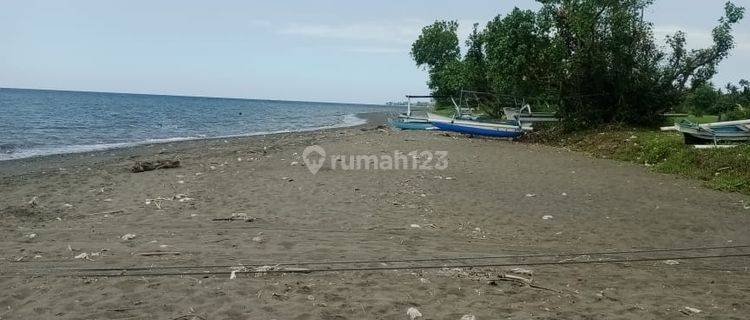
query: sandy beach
[{"left": 1, "top": 113, "right": 749, "bottom": 320}]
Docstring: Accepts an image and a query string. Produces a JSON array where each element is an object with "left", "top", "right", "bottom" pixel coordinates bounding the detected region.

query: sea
[{"left": 0, "top": 88, "right": 400, "bottom": 161}]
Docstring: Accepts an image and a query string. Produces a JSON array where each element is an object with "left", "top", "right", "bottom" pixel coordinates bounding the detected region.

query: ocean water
[{"left": 0, "top": 88, "right": 399, "bottom": 161}]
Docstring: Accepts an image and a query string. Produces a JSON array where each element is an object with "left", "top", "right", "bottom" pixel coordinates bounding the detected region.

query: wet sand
[{"left": 1, "top": 113, "right": 749, "bottom": 319}]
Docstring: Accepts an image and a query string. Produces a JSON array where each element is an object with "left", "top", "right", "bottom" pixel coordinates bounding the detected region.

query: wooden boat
[
  {"left": 428, "top": 113, "right": 526, "bottom": 139},
  {"left": 661, "top": 119, "right": 750, "bottom": 144}
]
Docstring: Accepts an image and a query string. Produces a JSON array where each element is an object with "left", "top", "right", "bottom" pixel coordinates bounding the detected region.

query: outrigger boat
[
  {"left": 390, "top": 95, "right": 438, "bottom": 130},
  {"left": 428, "top": 113, "right": 526, "bottom": 139},
  {"left": 503, "top": 104, "right": 559, "bottom": 124},
  {"left": 661, "top": 119, "right": 750, "bottom": 145}
]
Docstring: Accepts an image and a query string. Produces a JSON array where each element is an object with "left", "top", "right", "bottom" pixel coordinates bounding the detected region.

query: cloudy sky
[{"left": 1, "top": 0, "right": 748, "bottom": 104}]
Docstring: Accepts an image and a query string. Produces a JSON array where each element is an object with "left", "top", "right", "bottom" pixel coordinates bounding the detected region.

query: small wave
[
  {"left": 0, "top": 143, "right": 21, "bottom": 154},
  {"left": 0, "top": 113, "right": 368, "bottom": 161}
]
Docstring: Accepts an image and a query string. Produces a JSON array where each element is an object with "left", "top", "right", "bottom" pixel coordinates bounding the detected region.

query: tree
[
  {"left": 484, "top": 8, "right": 557, "bottom": 99},
  {"left": 411, "top": 20, "right": 460, "bottom": 71},
  {"left": 409, "top": 1, "right": 745, "bottom": 127},
  {"left": 662, "top": 2, "right": 745, "bottom": 92},
  {"left": 463, "top": 23, "right": 489, "bottom": 93},
  {"left": 685, "top": 84, "right": 719, "bottom": 116},
  {"left": 411, "top": 20, "right": 464, "bottom": 104}
]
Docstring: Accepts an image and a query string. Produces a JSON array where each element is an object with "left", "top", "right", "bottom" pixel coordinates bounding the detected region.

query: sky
[{"left": 1, "top": 0, "right": 749, "bottom": 104}]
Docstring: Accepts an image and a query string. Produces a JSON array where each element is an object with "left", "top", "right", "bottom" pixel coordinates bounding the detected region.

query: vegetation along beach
[{"left": 2, "top": 0, "right": 750, "bottom": 319}]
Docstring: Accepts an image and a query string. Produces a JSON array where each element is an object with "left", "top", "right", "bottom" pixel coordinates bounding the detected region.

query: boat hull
[
  {"left": 431, "top": 120, "right": 523, "bottom": 138},
  {"left": 676, "top": 120, "right": 750, "bottom": 144}
]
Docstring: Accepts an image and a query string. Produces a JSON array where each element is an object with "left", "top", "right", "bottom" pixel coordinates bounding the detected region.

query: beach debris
[
  {"left": 27, "top": 196, "right": 39, "bottom": 208},
  {"left": 445, "top": 176, "right": 455, "bottom": 180},
  {"left": 74, "top": 252, "right": 90, "bottom": 260},
  {"left": 542, "top": 215, "right": 554, "bottom": 220},
  {"left": 743, "top": 201, "right": 750, "bottom": 210},
  {"left": 290, "top": 161, "right": 299, "bottom": 166},
  {"left": 406, "top": 307, "right": 422, "bottom": 319},
  {"left": 561, "top": 192, "right": 568, "bottom": 196},
  {"left": 419, "top": 277, "right": 430, "bottom": 284},
  {"left": 212, "top": 212, "right": 255, "bottom": 222},
  {"left": 229, "top": 266, "right": 247, "bottom": 279},
  {"left": 663, "top": 260, "right": 680, "bottom": 265},
  {"left": 121, "top": 233, "right": 137, "bottom": 241},
  {"left": 25, "top": 233, "right": 37, "bottom": 239},
  {"left": 525, "top": 193, "right": 537, "bottom": 198},
  {"left": 509, "top": 267, "right": 534, "bottom": 276},
  {"left": 681, "top": 306, "right": 702, "bottom": 315},
  {"left": 254, "top": 265, "right": 277, "bottom": 272},
  {"left": 410, "top": 224, "right": 421, "bottom": 228},
  {"left": 62, "top": 203, "right": 73, "bottom": 209},
  {"left": 252, "top": 233, "right": 265, "bottom": 243},
  {"left": 499, "top": 274, "right": 533, "bottom": 285},
  {"left": 74, "top": 251, "right": 104, "bottom": 260},
  {"left": 145, "top": 194, "right": 194, "bottom": 209},
  {"left": 130, "top": 159, "right": 181, "bottom": 173},
  {"left": 460, "top": 315, "right": 476, "bottom": 320}
]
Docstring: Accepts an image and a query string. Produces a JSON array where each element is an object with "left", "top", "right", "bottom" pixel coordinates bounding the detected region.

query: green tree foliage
[
  {"left": 411, "top": 20, "right": 460, "bottom": 70},
  {"left": 484, "top": 8, "right": 558, "bottom": 99},
  {"left": 410, "top": 20, "right": 462, "bottom": 104},
  {"left": 410, "top": 1, "right": 745, "bottom": 127},
  {"left": 717, "top": 80, "right": 750, "bottom": 120},
  {"left": 679, "top": 80, "right": 750, "bottom": 120},
  {"left": 463, "top": 23, "right": 489, "bottom": 93},
  {"left": 662, "top": 2, "right": 745, "bottom": 92},
  {"left": 539, "top": 0, "right": 670, "bottom": 125},
  {"left": 684, "top": 84, "right": 720, "bottom": 116}
]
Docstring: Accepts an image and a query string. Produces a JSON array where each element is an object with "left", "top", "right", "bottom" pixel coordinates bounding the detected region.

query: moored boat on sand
[
  {"left": 428, "top": 113, "right": 526, "bottom": 139},
  {"left": 661, "top": 119, "right": 750, "bottom": 144}
]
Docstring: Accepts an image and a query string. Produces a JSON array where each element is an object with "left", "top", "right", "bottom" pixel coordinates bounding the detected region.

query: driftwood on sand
[{"left": 130, "top": 160, "right": 181, "bottom": 173}]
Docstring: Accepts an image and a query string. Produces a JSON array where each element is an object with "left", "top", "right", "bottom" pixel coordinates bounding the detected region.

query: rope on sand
[{"left": 4, "top": 244, "right": 749, "bottom": 278}]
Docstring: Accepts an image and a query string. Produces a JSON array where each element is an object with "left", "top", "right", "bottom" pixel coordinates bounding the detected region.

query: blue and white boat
[
  {"left": 389, "top": 95, "right": 439, "bottom": 130},
  {"left": 428, "top": 113, "right": 527, "bottom": 139}
]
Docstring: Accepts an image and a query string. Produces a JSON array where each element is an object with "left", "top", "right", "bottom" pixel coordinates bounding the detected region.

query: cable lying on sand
[{"left": 4, "top": 244, "right": 748, "bottom": 278}]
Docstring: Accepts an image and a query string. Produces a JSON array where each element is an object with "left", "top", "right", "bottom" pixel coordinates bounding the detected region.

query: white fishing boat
[{"left": 661, "top": 119, "right": 750, "bottom": 144}]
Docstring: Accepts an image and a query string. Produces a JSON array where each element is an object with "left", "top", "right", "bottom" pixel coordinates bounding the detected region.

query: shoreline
[
  {"left": 1, "top": 114, "right": 748, "bottom": 319},
  {"left": 0, "top": 112, "right": 388, "bottom": 175}
]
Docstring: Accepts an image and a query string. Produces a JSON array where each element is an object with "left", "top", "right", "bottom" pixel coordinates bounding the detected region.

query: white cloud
[
  {"left": 279, "top": 21, "right": 423, "bottom": 44},
  {"left": 652, "top": 25, "right": 713, "bottom": 49},
  {"left": 344, "top": 46, "right": 406, "bottom": 54},
  {"left": 278, "top": 18, "right": 484, "bottom": 47},
  {"left": 653, "top": 25, "right": 750, "bottom": 52}
]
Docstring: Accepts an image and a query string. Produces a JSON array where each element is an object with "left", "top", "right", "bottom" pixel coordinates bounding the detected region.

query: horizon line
[{"left": 0, "top": 86, "right": 388, "bottom": 107}]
